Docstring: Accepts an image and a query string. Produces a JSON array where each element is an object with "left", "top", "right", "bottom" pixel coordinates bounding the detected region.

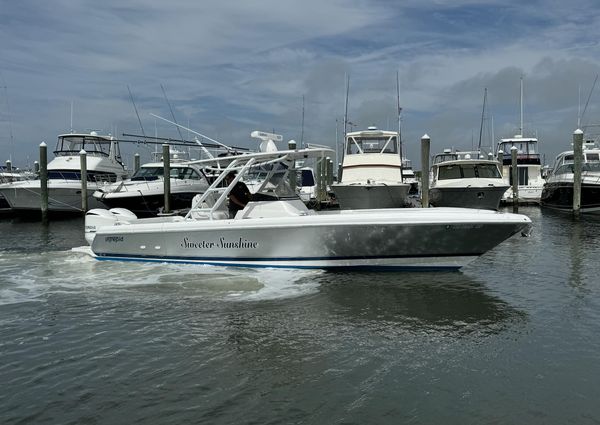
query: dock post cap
[
  {"left": 497, "top": 150, "right": 504, "bottom": 154},
  {"left": 574, "top": 129, "right": 584, "bottom": 135},
  {"left": 510, "top": 146, "right": 518, "bottom": 151},
  {"left": 40, "top": 142, "right": 47, "bottom": 147},
  {"left": 79, "top": 149, "right": 87, "bottom": 154},
  {"left": 421, "top": 134, "right": 430, "bottom": 140}
]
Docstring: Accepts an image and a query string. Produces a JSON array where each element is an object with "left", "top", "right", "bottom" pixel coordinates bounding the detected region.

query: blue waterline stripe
[
  {"left": 94, "top": 256, "right": 461, "bottom": 271},
  {"left": 95, "top": 252, "right": 481, "bottom": 262}
]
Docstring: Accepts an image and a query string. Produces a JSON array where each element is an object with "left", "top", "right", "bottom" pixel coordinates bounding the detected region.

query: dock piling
[
  {"left": 39, "top": 142, "right": 48, "bottom": 221},
  {"left": 573, "top": 129, "right": 584, "bottom": 217},
  {"left": 420, "top": 134, "right": 430, "bottom": 208},
  {"left": 134, "top": 153, "right": 140, "bottom": 173},
  {"left": 511, "top": 146, "right": 519, "bottom": 213},
  {"left": 162, "top": 144, "right": 171, "bottom": 214},
  {"left": 80, "top": 149, "right": 88, "bottom": 214},
  {"left": 6, "top": 160, "right": 11, "bottom": 172}
]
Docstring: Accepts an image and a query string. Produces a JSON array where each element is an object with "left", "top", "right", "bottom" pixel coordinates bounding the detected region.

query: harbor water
[{"left": 1, "top": 207, "right": 600, "bottom": 424}]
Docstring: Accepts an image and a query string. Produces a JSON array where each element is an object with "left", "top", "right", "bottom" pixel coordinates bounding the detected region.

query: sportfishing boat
[
  {"left": 497, "top": 135, "right": 545, "bottom": 204},
  {"left": 429, "top": 149, "right": 509, "bottom": 210},
  {"left": 332, "top": 127, "right": 410, "bottom": 209},
  {"left": 0, "top": 132, "right": 127, "bottom": 212},
  {"left": 541, "top": 140, "right": 600, "bottom": 213},
  {"left": 76, "top": 148, "right": 532, "bottom": 271},
  {"left": 93, "top": 151, "right": 211, "bottom": 217}
]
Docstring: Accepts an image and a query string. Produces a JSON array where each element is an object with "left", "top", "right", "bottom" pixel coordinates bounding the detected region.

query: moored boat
[
  {"left": 429, "top": 149, "right": 509, "bottom": 210},
  {"left": 541, "top": 140, "right": 600, "bottom": 213}
]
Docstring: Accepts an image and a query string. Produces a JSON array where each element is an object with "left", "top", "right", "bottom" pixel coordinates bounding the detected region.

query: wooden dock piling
[
  {"left": 573, "top": 129, "right": 584, "bottom": 217},
  {"left": 420, "top": 134, "right": 430, "bottom": 208},
  {"left": 162, "top": 144, "right": 171, "bottom": 214},
  {"left": 134, "top": 153, "right": 140, "bottom": 173},
  {"left": 80, "top": 149, "right": 88, "bottom": 214},
  {"left": 39, "top": 142, "right": 48, "bottom": 221},
  {"left": 511, "top": 146, "right": 518, "bottom": 213}
]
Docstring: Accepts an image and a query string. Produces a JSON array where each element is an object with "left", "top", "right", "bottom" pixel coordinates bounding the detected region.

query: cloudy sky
[{"left": 2, "top": 0, "right": 600, "bottom": 169}]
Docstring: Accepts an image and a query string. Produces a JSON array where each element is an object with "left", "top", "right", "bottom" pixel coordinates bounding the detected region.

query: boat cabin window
[
  {"left": 299, "top": 169, "right": 315, "bottom": 187},
  {"left": 433, "top": 153, "right": 458, "bottom": 164},
  {"left": 131, "top": 167, "right": 163, "bottom": 181},
  {"left": 586, "top": 153, "right": 600, "bottom": 162},
  {"left": 47, "top": 170, "right": 118, "bottom": 182},
  {"left": 347, "top": 136, "right": 397, "bottom": 154},
  {"left": 169, "top": 167, "right": 203, "bottom": 180}
]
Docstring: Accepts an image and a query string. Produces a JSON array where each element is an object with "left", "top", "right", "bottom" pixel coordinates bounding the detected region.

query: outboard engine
[{"left": 84, "top": 208, "right": 137, "bottom": 245}]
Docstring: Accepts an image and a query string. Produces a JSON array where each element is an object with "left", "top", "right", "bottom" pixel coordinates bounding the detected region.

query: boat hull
[
  {"left": 540, "top": 182, "right": 600, "bottom": 213},
  {"left": 0, "top": 181, "right": 107, "bottom": 212},
  {"left": 429, "top": 186, "right": 509, "bottom": 210},
  {"left": 332, "top": 184, "right": 410, "bottom": 209},
  {"left": 89, "top": 208, "right": 531, "bottom": 270}
]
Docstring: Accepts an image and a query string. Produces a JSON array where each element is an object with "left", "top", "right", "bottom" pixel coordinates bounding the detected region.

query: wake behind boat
[{"left": 77, "top": 148, "right": 532, "bottom": 271}]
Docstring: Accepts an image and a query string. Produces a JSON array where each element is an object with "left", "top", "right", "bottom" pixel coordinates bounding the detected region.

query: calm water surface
[{"left": 1, "top": 207, "right": 600, "bottom": 424}]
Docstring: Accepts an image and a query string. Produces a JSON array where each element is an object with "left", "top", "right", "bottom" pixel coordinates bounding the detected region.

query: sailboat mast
[
  {"left": 478, "top": 87, "right": 487, "bottom": 151},
  {"left": 519, "top": 76, "right": 524, "bottom": 136}
]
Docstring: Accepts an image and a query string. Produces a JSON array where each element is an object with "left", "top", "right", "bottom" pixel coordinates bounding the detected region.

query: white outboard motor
[{"left": 84, "top": 208, "right": 137, "bottom": 245}]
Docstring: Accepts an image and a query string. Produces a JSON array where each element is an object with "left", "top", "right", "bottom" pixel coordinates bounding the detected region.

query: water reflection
[{"left": 315, "top": 272, "right": 526, "bottom": 338}]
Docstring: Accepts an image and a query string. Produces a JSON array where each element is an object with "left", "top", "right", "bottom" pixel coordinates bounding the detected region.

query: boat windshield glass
[
  {"left": 347, "top": 136, "right": 397, "bottom": 154},
  {"left": 433, "top": 153, "right": 458, "bottom": 164},
  {"left": 131, "top": 166, "right": 203, "bottom": 181},
  {"left": 438, "top": 163, "right": 501, "bottom": 180},
  {"left": 498, "top": 140, "right": 537, "bottom": 154},
  {"left": 250, "top": 163, "right": 296, "bottom": 198},
  {"left": 55, "top": 135, "right": 112, "bottom": 157},
  {"left": 299, "top": 169, "right": 315, "bottom": 187}
]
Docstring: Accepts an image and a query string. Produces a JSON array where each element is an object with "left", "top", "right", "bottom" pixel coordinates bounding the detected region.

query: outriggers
[{"left": 78, "top": 147, "right": 532, "bottom": 271}]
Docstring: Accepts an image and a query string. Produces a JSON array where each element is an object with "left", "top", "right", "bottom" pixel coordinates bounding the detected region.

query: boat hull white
[
  {"left": 87, "top": 208, "right": 531, "bottom": 271},
  {"left": 0, "top": 180, "right": 107, "bottom": 212}
]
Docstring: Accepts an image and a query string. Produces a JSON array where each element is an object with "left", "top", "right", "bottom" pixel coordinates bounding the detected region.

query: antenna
[
  {"left": 519, "top": 76, "right": 523, "bottom": 136},
  {"left": 127, "top": 85, "right": 147, "bottom": 141},
  {"left": 70, "top": 100, "right": 74, "bottom": 133},
  {"left": 300, "top": 95, "right": 305, "bottom": 148},
  {"left": 396, "top": 71, "right": 404, "bottom": 182},
  {"left": 160, "top": 84, "right": 185, "bottom": 143},
  {"left": 580, "top": 74, "right": 598, "bottom": 131},
  {"left": 343, "top": 74, "right": 350, "bottom": 138}
]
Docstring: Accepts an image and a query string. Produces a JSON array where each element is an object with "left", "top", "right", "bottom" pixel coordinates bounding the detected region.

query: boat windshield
[
  {"left": 55, "top": 135, "right": 113, "bottom": 157},
  {"left": 433, "top": 153, "right": 458, "bottom": 164},
  {"left": 438, "top": 163, "right": 501, "bottom": 180},
  {"left": 131, "top": 166, "right": 204, "bottom": 181},
  {"left": 249, "top": 163, "right": 296, "bottom": 198},
  {"left": 347, "top": 136, "right": 397, "bottom": 154},
  {"left": 299, "top": 169, "right": 315, "bottom": 187}
]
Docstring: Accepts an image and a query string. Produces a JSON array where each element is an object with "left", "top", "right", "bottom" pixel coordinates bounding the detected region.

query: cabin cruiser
[
  {"left": 429, "top": 150, "right": 509, "bottom": 210},
  {"left": 497, "top": 135, "right": 545, "bottom": 204},
  {"left": 0, "top": 132, "right": 127, "bottom": 212},
  {"left": 541, "top": 140, "right": 600, "bottom": 213},
  {"left": 0, "top": 165, "right": 35, "bottom": 209},
  {"left": 332, "top": 127, "right": 410, "bottom": 209},
  {"left": 93, "top": 151, "right": 211, "bottom": 217},
  {"left": 76, "top": 148, "right": 532, "bottom": 271}
]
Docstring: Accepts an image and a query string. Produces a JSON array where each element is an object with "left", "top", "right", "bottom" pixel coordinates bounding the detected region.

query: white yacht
[
  {"left": 541, "top": 140, "right": 600, "bottom": 213},
  {"left": 497, "top": 135, "right": 545, "bottom": 204},
  {"left": 0, "top": 165, "right": 35, "bottom": 209},
  {"left": 76, "top": 148, "right": 532, "bottom": 271},
  {"left": 0, "top": 132, "right": 127, "bottom": 212},
  {"left": 332, "top": 127, "right": 410, "bottom": 209},
  {"left": 429, "top": 150, "right": 509, "bottom": 210},
  {"left": 93, "top": 153, "right": 211, "bottom": 217}
]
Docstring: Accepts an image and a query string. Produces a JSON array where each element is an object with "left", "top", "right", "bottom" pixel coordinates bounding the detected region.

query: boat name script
[{"left": 181, "top": 236, "right": 258, "bottom": 249}]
